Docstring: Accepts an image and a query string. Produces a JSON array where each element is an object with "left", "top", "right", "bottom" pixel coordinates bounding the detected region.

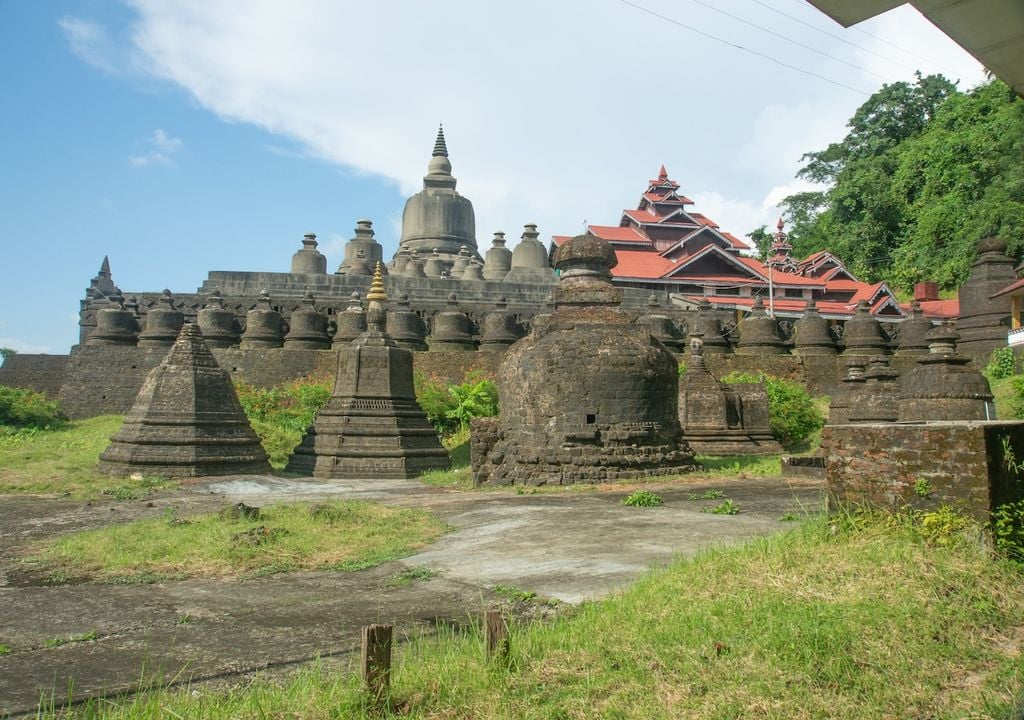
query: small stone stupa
[
  {"left": 899, "top": 322, "right": 995, "bottom": 421},
  {"left": 98, "top": 324, "right": 270, "bottom": 477},
  {"left": 679, "top": 337, "right": 781, "bottom": 455},
  {"left": 287, "top": 265, "right": 449, "bottom": 479},
  {"left": 472, "top": 232, "right": 696, "bottom": 486}
]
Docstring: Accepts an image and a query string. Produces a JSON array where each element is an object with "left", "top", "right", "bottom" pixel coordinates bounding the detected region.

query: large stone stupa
[
  {"left": 395, "top": 125, "right": 479, "bottom": 272},
  {"left": 97, "top": 324, "right": 270, "bottom": 478},
  {"left": 472, "top": 232, "right": 697, "bottom": 486},
  {"left": 287, "top": 265, "right": 450, "bottom": 479}
]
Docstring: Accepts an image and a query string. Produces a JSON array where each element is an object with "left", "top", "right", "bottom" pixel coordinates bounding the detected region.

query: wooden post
[
  {"left": 361, "top": 623, "right": 393, "bottom": 702},
  {"left": 484, "top": 609, "right": 508, "bottom": 660}
]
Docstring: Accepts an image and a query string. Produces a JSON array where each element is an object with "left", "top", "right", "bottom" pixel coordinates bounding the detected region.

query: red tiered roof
[{"left": 550, "top": 166, "right": 900, "bottom": 319}]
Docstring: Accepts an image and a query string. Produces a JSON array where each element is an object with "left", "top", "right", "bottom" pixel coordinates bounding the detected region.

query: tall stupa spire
[
  {"left": 432, "top": 124, "right": 448, "bottom": 157},
  {"left": 396, "top": 126, "right": 478, "bottom": 267}
]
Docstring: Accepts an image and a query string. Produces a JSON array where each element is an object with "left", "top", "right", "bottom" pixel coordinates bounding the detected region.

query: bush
[
  {"left": 991, "top": 500, "right": 1024, "bottom": 561},
  {"left": 985, "top": 347, "right": 1016, "bottom": 380},
  {"left": 1009, "top": 376, "right": 1024, "bottom": 420},
  {"left": 0, "top": 386, "right": 67, "bottom": 430},
  {"left": 414, "top": 371, "right": 498, "bottom": 438},
  {"left": 720, "top": 372, "right": 824, "bottom": 449}
]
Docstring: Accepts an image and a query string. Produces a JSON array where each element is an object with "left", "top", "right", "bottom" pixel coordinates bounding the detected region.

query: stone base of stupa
[{"left": 287, "top": 399, "right": 450, "bottom": 479}]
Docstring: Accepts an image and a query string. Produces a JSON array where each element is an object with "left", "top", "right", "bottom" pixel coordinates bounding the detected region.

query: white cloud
[
  {"left": 0, "top": 337, "right": 52, "bottom": 355},
  {"left": 129, "top": 128, "right": 184, "bottom": 167},
  {"left": 853, "top": 6, "right": 989, "bottom": 89},
  {"left": 95, "top": 1, "right": 994, "bottom": 256},
  {"left": 58, "top": 16, "right": 118, "bottom": 72}
]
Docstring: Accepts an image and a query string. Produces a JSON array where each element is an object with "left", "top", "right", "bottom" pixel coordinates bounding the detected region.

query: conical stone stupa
[
  {"left": 287, "top": 265, "right": 449, "bottom": 479},
  {"left": 98, "top": 324, "right": 270, "bottom": 478}
]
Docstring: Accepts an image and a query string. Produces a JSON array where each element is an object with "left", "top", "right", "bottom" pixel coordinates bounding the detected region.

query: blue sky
[{"left": 0, "top": 1, "right": 986, "bottom": 354}]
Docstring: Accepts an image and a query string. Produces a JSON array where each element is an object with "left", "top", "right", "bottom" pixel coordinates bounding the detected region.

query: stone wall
[
  {"left": 822, "top": 421, "right": 1024, "bottom": 521},
  {"left": 4, "top": 340, "right": 935, "bottom": 420},
  {"left": 0, "top": 355, "right": 70, "bottom": 398},
  {"left": 54, "top": 345, "right": 502, "bottom": 419}
]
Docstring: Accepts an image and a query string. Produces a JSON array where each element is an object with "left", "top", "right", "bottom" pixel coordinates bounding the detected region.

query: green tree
[
  {"left": 745, "top": 225, "right": 773, "bottom": 261},
  {"left": 0, "top": 348, "right": 16, "bottom": 365},
  {"left": 779, "top": 74, "right": 1024, "bottom": 291}
]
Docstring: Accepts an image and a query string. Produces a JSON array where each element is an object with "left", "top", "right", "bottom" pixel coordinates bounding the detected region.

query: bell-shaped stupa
[
  {"left": 473, "top": 233, "right": 696, "bottom": 486},
  {"left": 396, "top": 126, "right": 480, "bottom": 272}
]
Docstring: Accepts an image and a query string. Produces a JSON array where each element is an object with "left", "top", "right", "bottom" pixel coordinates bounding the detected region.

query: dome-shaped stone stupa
[
  {"left": 473, "top": 232, "right": 696, "bottom": 486},
  {"left": 396, "top": 126, "right": 479, "bottom": 271}
]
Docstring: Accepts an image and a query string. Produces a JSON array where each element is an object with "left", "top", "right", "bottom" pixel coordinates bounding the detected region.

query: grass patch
[
  {"left": 0, "top": 643, "right": 10, "bottom": 656},
  {"left": 0, "top": 415, "right": 174, "bottom": 498},
  {"left": 28, "top": 500, "right": 447, "bottom": 582},
  {"left": 417, "top": 426, "right": 474, "bottom": 489},
  {"left": 696, "top": 454, "right": 783, "bottom": 476},
  {"left": 53, "top": 512, "right": 1024, "bottom": 718},
  {"left": 990, "top": 375, "right": 1020, "bottom": 420},
  {"left": 390, "top": 566, "right": 438, "bottom": 587}
]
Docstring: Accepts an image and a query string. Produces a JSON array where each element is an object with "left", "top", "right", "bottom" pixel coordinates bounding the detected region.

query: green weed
[
  {"left": 44, "top": 631, "right": 97, "bottom": 649},
  {"left": 493, "top": 584, "right": 537, "bottom": 602},
  {"left": 704, "top": 499, "right": 740, "bottom": 515},
  {"left": 621, "top": 490, "right": 664, "bottom": 507},
  {"left": 688, "top": 489, "right": 725, "bottom": 501},
  {"left": 390, "top": 566, "right": 438, "bottom": 587}
]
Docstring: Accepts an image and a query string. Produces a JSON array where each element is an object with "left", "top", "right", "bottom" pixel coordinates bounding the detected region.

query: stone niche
[{"left": 822, "top": 421, "right": 1024, "bottom": 521}]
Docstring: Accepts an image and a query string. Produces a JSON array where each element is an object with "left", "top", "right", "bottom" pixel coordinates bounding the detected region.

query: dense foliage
[
  {"left": 414, "top": 371, "right": 499, "bottom": 438},
  {"left": 720, "top": 372, "right": 824, "bottom": 449},
  {"left": 0, "top": 385, "right": 67, "bottom": 430},
  {"left": 781, "top": 76, "right": 1024, "bottom": 292}
]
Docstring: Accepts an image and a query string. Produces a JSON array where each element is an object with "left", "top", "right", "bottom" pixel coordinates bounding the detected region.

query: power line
[
  {"left": 791, "top": 0, "right": 964, "bottom": 76},
  {"left": 618, "top": 0, "right": 871, "bottom": 96},
  {"left": 680, "top": 0, "right": 891, "bottom": 83},
  {"left": 744, "top": 0, "right": 922, "bottom": 75}
]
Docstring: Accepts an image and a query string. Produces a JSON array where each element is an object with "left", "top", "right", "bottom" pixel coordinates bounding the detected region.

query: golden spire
[{"left": 366, "top": 262, "right": 388, "bottom": 303}]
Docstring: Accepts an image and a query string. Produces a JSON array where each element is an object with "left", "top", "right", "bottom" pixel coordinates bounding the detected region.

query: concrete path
[{"left": 0, "top": 474, "right": 822, "bottom": 716}]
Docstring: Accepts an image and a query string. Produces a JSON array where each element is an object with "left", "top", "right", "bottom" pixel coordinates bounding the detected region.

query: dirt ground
[{"left": 0, "top": 472, "right": 823, "bottom": 717}]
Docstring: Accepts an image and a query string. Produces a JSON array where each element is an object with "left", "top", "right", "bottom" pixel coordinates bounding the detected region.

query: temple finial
[
  {"left": 658, "top": 164, "right": 668, "bottom": 181},
  {"left": 100, "top": 255, "right": 111, "bottom": 277},
  {"left": 777, "top": 216, "right": 785, "bottom": 231},
  {"left": 432, "top": 124, "right": 448, "bottom": 158},
  {"left": 367, "top": 262, "right": 388, "bottom": 303}
]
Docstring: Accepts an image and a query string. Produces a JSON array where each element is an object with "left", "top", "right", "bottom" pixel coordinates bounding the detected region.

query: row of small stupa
[
  {"left": 86, "top": 287, "right": 523, "bottom": 352},
  {"left": 86, "top": 282, "right": 938, "bottom": 358},
  {"left": 99, "top": 265, "right": 449, "bottom": 479},
  {"left": 827, "top": 322, "right": 994, "bottom": 424}
]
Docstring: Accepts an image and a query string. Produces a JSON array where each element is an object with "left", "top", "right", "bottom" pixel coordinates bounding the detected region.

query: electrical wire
[
  {"left": 791, "top": 0, "right": 965, "bottom": 76},
  {"left": 744, "top": 0, "right": 923, "bottom": 74},
  {"left": 618, "top": 0, "right": 871, "bottom": 96},
  {"left": 679, "top": 0, "right": 893, "bottom": 82}
]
